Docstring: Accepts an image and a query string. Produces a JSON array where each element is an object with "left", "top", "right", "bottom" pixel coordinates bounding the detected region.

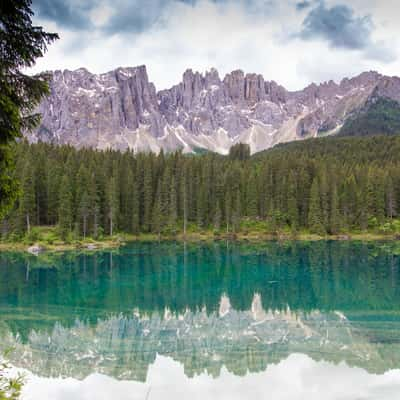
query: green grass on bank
[{"left": 1, "top": 220, "right": 400, "bottom": 252}]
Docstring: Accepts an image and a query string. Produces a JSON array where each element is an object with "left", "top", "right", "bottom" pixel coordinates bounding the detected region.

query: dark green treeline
[{"left": 2, "top": 136, "right": 400, "bottom": 239}]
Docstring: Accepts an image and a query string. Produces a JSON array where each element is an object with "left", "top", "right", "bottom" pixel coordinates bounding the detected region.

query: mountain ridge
[{"left": 27, "top": 66, "right": 400, "bottom": 154}]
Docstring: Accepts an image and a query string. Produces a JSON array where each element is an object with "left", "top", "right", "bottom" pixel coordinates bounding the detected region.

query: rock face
[{"left": 27, "top": 66, "right": 400, "bottom": 154}]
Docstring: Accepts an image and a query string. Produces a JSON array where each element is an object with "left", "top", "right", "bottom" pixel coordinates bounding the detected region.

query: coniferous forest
[{"left": 1, "top": 135, "right": 400, "bottom": 242}]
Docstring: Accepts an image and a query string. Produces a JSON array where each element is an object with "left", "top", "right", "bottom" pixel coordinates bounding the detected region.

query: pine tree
[
  {"left": 225, "top": 190, "right": 232, "bottom": 233},
  {"left": 214, "top": 202, "right": 222, "bottom": 231},
  {"left": 76, "top": 164, "right": 90, "bottom": 238},
  {"left": 386, "top": 176, "right": 397, "bottom": 220},
  {"left": 232, "top": 191, "right": 241, "bottom": 233},
  {"left": 106, "top": 173, "right": 119, "bottom": 236},
  {"left": 196, "top": 171, "right": 205, "bottom": 229},
  {"left": 88, "top": 171, "right": 100, "bottom": 238},
  {"left": 308, "top": 178, "right": 325, "bottom": 235},
  {"left": 19, "top": 160, "right": 36, "bottom": 234},
  {"left": 46, "top": 163, "right": 60, "bottom": 225},
  {"left": 342, "top": 174, "right": 357, "bottom": 229},
  {"left": 246, "top": 170, "right": 258, "bottom": 218},
  {"left": 329, "top": 183, "right": 341, "bottom": 234},
  {"left": 287, "top": 171, "right": 299, "bottom": 232},
  {"left": 58, "top": 174, "right": 73, "bottom": 240},
  {"left": 0, "top": 1, "right": 58, "bottom": 218},
  {"left": 180, "top": 168, "right": 188, "bottom": 237},
  {"left": 169, "top": 174, "right": 178, "bottom": 231},
  {"left": 79, "top": 190, "right": 90, "bottom": 239},
  {"left": 319, "top": 168, "right": 330, "bottom": 231},
  {"left": 142, "top": 159, "right": 153, "bottom": 232},
  {"left": 131, "top": 171, "right": 140, "bottom": 234},
  {"left": 152, "top": 183, "right": 163, "bottom": 238}
]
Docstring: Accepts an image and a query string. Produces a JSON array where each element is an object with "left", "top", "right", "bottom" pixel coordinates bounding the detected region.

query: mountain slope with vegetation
[{"left": 338, "top": 97, "right": 400, "bottom": 137}]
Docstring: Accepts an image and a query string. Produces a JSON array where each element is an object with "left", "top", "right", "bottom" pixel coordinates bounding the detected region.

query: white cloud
[
  {"left": 21, "top": 354, "right": 400, "bottom": 400},
  {"left": 30, "top": 0, "right": 400, "bottom": 90}
]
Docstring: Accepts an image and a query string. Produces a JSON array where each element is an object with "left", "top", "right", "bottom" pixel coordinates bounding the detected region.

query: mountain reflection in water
[{"left": 0, "top": 240, "right": 400, "bottom": 387}]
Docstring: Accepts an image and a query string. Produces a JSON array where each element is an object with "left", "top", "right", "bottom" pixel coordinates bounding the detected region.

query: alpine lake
[{"left": 1, "top": 240, "right": 400, "bottom": 399}]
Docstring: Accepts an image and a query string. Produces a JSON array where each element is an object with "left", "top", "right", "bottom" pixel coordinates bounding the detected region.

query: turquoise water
[{"left": 1, "top": 241, "right": 400, "bottom": 399}]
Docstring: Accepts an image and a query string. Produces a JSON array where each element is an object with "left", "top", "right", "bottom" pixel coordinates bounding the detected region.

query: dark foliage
[
  {"left": 2, "top": 135, "right": 400, "bottom": 239},
  {"left": 0, "top": 0, "right": 58, "bottom": 218}
]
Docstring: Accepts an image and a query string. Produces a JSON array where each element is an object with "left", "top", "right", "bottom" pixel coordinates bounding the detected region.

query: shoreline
[{"left": 0, "top": 231, "right": 398, "bottom": 253}]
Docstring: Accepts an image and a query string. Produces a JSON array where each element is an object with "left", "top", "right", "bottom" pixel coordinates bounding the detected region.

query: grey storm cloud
[
  {"left": 300, "top": 1, "right": 373, "bottom": 49},
  {"left": 33, "top": 0, "right": 96, "bottom": 29},
  {"left": 33, "top": 0, "right": 183, "bottom": 33},
  {"left": 298, "top": 1, "right": 396, "bottom": 63},
  {"left": 296, "top": 1, "right": 311, "bottom": 11},
  {"left": 101, "top": 0, "right": 175, "bottom": 34},
  {"left": 32, "top": 0, "right": 279, "bottom": 34},
  {"left": 32, "top": 0, "right": 227, "bottom": 34}
]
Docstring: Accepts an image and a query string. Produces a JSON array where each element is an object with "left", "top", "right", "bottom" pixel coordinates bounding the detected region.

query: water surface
[{"left": 1, "top": 241, "right": 400, "bottom": 399}]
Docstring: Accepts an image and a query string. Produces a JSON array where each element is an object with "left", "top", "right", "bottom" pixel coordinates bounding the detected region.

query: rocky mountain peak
[{"left": 27, "top": 66, "right": 396, "bottom": 154}]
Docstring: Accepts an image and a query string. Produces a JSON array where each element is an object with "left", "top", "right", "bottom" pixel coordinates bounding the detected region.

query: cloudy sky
[{"left": 30, "top": 0, "right": 400, "bottom": 90}]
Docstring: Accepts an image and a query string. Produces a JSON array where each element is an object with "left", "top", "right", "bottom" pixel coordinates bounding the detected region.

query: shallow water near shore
[{"left": 1, "top": 241, "right": 400, "bottom": 399}]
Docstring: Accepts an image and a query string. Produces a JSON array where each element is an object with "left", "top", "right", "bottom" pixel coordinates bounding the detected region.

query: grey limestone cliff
[{"left": 28, "top": 66, "right": 398, "bottom": 154}]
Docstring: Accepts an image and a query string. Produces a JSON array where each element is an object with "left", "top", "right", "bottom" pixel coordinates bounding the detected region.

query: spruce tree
[
  {"left": 169, "top": 174, "right": 178, "bottom": 231},
  {"left": 46, "top": 164, "right": 60, "bottom": 225},
  {"left": 308, "top": 178, "right": 325, "bottom": 235},
  {"left": 386, "top": 176, "right": 397, "bottom": 220},
  {"left": 19, "top": 160, "right": 35, "bottom": 234},
  {"left": 232, "top": 191, "right": 241, "bottom": 233},
  {"left": 142, "top": 159, "right": 153, "bottom": 232},
  {"left": 79, "top": 190, "right": 90, "bottom": 239},
  {"left": 88, "top": 171, "right": 100, "bottom": 238},
  {"left": 319, "top": 168, "right": 330, "bottom": 231},
  {"left": 329, "top": 183, "right": 341, "bottom": 234},
  {"left": 246, "top": 170, "right": 258, "bottom": 218},
  {"left": 180, "top": 168, "right": 188, "bottom": 237},
  {"left": 131, "top": 179, "right": 140, "bottom": 234},
  {"left": 58, "top": 174, "right": 73, "bottom": 240},
  {"left": 287, "top": 171, "right": 299, "bottom": 232},
  {"left": 214, "top": 202, "right": 222, "bottom": 231},
  {"left": 152, "top": 184, "right": 163, "bottom": 238},
  {"left": 0, "top": 0, "right": 58, "bottom": 218},
  {"left": 106, "top": 174, "right": 119, "bottom": 236}
]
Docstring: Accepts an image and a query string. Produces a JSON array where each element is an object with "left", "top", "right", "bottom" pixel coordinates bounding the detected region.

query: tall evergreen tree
[
  {"left": 0, "top": 0, "right": 58, "bottom": 218},
  {"left": 180, "top": 167, "right": 188, "bottom": 236},
  {"left": 19, "top": 160, "right": 35, "bottom": 233},
  {"left": 152, "top": 183, "right": 163, "bottom": 238},
  {"left": 106, "top": 173, "right": 120, "bottom": 236},
  {"left": 79, "top": 190, "right": 90, "bottom": 239},
  {"left": 169, "top": 174, "right": 178, "bottom": 231},
  {"left": 131, "top": 177, "right": 140, "bottom": 234},
  {"left": 329, "top": 183, "right": 341, "bottom": 234},
  {"left": 287, "top": 171, "right": 299, "bottom": 232},
  {"left": 142, "top": 158, "right": 153, "bottom": 232},
  {"left": 58, "top": 174, "right": 73, "bottom": 240},
  {"left": 308, "top": 178, "right": 325, "bottom": 235}
]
